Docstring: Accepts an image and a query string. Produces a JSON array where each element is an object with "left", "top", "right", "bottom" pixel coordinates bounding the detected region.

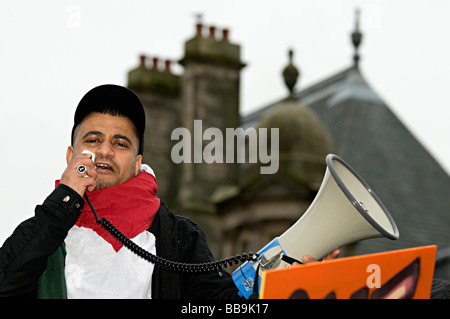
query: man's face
[{"left": 68, "top": 112, "right": 142, "bottom": 189}]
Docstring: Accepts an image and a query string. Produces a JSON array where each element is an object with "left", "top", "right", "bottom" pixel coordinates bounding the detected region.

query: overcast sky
[{"left": 1, "top": 0, "right": 449, "bottom": 244}]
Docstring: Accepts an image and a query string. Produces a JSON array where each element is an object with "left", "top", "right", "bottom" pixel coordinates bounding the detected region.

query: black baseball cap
[{"left": 71, "top": 84, "right": 145, "bottom": 155}]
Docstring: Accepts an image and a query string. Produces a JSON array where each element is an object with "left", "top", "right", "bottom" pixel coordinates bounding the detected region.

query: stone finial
[
  {"left": 351, "top": 8, "right": 363, "bottom": 68},
  {"left": 282, "top": 49, "right": 300, "bottom": 95}
]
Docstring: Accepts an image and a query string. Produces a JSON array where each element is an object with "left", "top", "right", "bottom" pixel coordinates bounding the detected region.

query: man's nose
[{"left": 95, "top": 142, "right": 114, "bottom": 158}]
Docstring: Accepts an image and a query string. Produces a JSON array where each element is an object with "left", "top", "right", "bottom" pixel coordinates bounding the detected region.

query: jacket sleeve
[{"left": 0, "top": 184, "right": 84, "bottom": 298}]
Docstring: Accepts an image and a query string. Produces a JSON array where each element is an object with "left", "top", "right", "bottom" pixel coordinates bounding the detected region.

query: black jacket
[{"left": 0, "top": 184, "right": 240, "bottom": 299}]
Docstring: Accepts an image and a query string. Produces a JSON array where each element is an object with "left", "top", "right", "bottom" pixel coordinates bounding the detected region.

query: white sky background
[{"left": 0, "top": 0, "right": 449, "bottom": 244}]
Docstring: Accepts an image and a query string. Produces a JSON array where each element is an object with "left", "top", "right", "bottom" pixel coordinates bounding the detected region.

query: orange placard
[{"left": 260, "top": 245, "right": 436, "bottom": 299}]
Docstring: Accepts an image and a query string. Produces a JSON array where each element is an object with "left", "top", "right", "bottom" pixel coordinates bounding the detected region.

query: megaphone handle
[{"left": 248, "top": 264, "right": 261, "bottom": 299}]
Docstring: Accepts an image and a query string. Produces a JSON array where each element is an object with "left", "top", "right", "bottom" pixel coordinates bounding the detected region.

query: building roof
[{"left": 243, "top": 64, "right": 450, "bottom": 256}]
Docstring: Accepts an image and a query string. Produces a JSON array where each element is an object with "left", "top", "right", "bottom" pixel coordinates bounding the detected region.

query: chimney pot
[
  {"left": 139, "top": 55, "right": 146, "bottom": 67},
  {"left": 222, "top": 29, "right": 229, "bottom": 41},
  {"left": 152, "top": 57, "right": 159, "bottom": 70},
  {"left": 209, "top": 26, "right": 216, "bottom": 38},
  {"left": 196, "top": 23, "right": 203, "bottom": 36},
  {"left": 165, "top": 59, "right": 171, "bottom": 72}
]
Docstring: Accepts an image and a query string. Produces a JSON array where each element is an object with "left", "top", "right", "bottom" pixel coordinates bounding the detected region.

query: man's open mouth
[{"left": 96, "top": 163, "right": 114, "bottom": 172}]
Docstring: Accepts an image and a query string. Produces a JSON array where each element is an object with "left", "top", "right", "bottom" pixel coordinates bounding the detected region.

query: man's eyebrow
[
  {"left": 81, "top": 131, "right": 133, "bottom": 145},
  {"left": 82, "top": 131, "right": 104, "bottom": 139},
  {"left": 113, "top": 134, "right": 133, "bottom": 145}
]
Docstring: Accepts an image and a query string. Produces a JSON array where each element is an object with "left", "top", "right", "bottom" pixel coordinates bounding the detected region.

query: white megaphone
[{"left": 232, "top": 154, "right": 399, "bottom": 298}]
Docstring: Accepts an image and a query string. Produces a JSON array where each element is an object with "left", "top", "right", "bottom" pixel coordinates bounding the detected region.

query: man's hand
[
  {"left": 302, "top": 248, "right": 340, "bottom": 263},
  {"left": 60, "top": 152, "right": 97, "bottom": 197},
  {"left": 291, "top": 249, "right": 341, "bottom": 267}
]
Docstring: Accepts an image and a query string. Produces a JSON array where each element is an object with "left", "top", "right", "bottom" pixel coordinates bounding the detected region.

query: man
[{"left": 0, "top": 84, "right": 337, "bottom": 299}]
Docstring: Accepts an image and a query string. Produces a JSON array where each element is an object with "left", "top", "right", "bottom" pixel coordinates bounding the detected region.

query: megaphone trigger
[{"left": 281, "top": 255, "right": 303, "bottom": 265}]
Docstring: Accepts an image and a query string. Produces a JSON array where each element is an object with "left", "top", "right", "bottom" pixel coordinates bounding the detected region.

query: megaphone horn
[{"left": 232, "top": 153, "right": 400, "bottom": 299}]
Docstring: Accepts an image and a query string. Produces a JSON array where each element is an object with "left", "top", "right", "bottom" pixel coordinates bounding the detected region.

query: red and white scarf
[
  {"left": 74, "top": 170, "right": 160, "bottom": 251},
  {"left": 58, "top": 169, "right": 161, "bottom": 298},
  {"left": 56, "top": 170, "right": 160, "bottom": 251}
]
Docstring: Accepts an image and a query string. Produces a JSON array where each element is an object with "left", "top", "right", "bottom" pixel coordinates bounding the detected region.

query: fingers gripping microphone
[
  {"left": 232, "top": 154, "right": 399, "bottom": 299},
  {"left": 81, "top": 150, "right": 95, "bottom": 162}
]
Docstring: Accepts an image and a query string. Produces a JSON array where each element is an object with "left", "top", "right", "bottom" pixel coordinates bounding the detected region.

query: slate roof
[{"left": 242, "top": 64, "right": 450, "bottom": 257}]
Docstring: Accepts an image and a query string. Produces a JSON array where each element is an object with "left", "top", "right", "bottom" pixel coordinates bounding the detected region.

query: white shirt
[{"left": 64, "top": 225, "right": 156, "bottom": 299}]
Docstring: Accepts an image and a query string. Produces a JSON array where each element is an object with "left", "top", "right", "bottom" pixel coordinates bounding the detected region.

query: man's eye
[
  {"left": 116, "top": 142, "right": 128, "bottom": 148},
  {"left": 86, "top": 139, "right": 99, "bottom": 143}
]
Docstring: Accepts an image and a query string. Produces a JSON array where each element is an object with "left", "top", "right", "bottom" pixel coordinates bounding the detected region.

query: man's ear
[
  {"left": 135, "top": 154, "right": 143, "bottom": 175},
  {"left": 66, "top": 146, "right": 74, "bottom": 165}
]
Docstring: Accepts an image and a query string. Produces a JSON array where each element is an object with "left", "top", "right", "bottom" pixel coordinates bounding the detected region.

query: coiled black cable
[{"left": 85, "top": 194, "right": 258, "bottom": 273}]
